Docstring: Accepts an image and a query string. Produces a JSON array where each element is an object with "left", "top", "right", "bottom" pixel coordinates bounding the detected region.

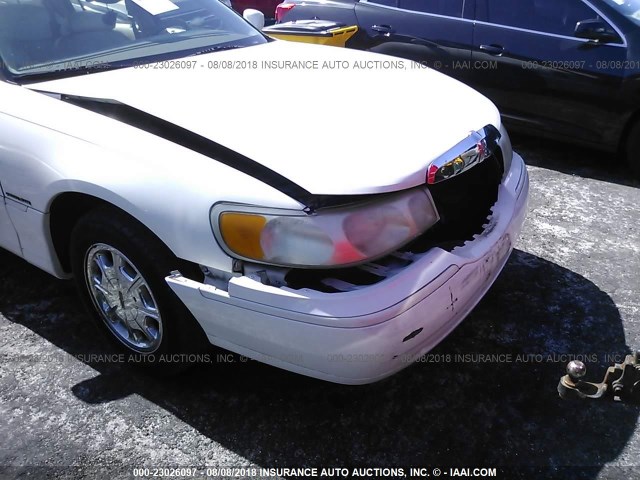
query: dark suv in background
[{"left": 277, "top": 0, "right": 640, "bottom": 176}]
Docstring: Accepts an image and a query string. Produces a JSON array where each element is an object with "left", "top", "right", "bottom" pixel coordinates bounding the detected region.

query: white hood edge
[{"left": 28, "top": 41, "right": 501, "bottom": 196}]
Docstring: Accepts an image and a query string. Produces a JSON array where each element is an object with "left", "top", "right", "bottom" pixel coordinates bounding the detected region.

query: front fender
[{"left": 0, "top": 85, "right": 303, "bottom": 276}]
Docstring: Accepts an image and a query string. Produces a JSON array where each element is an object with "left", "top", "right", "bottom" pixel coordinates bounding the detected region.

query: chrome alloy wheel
[{"left": 85, "top": 244, "right": 163, "bottom": 353}]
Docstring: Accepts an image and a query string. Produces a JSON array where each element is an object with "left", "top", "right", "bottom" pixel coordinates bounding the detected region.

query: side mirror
[
  {"left": 243, "top": 9, "right": 265, "bottom": 30},
  {"left": 574, "top": 19, "right": 620, "bottom": 43}
]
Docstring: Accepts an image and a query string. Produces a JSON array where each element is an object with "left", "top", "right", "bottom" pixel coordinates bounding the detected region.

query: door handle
[
  {"left": 479, "top": 44, "right": 505, "bottom": 56},
  {"left": 372, "top": 24, "right": 394, "bottom": 35}
]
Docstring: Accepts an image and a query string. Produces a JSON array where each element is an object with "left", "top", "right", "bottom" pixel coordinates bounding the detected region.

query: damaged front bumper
[{"left": 166, "top": 153, "right": 529, "bottom": 384}]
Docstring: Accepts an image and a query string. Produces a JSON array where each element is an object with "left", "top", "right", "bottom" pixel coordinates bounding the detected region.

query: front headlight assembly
[{"left": 211, "top": 188, "right": 439, "bottom": 269}]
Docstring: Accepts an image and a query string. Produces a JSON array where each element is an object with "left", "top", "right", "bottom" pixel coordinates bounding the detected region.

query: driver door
[{"left": 355, "top": 0, "right": 474, "bottom": 82}]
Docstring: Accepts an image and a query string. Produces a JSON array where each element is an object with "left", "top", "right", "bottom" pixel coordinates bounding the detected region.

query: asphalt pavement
[{"left": 0, "top": 134, "right": 639, "bottom": 480}]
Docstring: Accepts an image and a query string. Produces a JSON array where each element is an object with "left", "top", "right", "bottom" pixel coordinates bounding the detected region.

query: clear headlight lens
[{"left": 212, "top": 188, "right": 439, "bottom": 268}]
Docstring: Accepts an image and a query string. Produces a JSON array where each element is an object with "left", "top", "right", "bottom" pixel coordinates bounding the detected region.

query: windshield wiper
[{"left": 190, "top": 44, "right": 245, "bottom": 55}]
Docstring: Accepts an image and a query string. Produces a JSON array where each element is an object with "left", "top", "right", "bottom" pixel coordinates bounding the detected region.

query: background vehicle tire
[
  {"left": 70, "top": 206, "right": 209, "bottom": 371},
  {"left": 627, "top": 120, "right": 640, "bottom": 179}
]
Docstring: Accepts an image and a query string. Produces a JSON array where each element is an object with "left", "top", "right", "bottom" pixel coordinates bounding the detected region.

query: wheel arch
[
  {"left": 59, "top": 192, "right": 210, "bottom": 359},
  {"left": 49, "top": 192, "right": 112, "bottom": 274},
  {"left": 48, "top": 191, "right": 201, "bottom": 280}
]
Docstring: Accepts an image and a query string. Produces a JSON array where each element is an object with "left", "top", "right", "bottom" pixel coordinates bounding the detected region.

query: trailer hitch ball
[{"left": 567, "top": 360, "right": 586, "bottom": 382}]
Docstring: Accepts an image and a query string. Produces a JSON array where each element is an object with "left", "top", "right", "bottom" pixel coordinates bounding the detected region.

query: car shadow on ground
[
  {"left": 0, "top": 247, "right": 638, "bottom": 477},
  {"left": 511, "top": 133, "right": 640, "bottom": 189}
]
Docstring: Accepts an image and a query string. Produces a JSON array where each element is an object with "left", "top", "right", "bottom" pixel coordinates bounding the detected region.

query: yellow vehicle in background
[{"left": 263, "top": 20, "right": 358, "bottom": 47}]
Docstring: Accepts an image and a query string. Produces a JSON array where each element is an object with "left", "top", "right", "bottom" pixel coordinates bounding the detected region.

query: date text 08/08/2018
[{"left": 132, "top": 467, "right": 499, "bottom": 478}]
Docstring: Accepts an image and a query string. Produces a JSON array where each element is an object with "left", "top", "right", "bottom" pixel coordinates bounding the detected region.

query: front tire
[{"left": 70, "top": 206, "right": 208, "bottom": 369}]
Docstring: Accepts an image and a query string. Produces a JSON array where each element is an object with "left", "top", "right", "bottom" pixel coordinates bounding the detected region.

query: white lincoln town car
[{"left": 0, "top": 0, "right": 529, "bottom": 384}]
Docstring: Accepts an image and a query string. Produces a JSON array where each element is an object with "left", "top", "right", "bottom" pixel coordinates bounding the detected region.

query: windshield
[
  {"left": 601, "top": 0, "right": 640, "bottom": 26},
  {"left": 0, "top": 0, "right": 266, "bottom": 80}
]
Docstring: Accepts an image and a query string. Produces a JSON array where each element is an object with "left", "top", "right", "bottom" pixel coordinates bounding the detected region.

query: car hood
[{"left": 28, "top": 40, "right": 500, "bottom": 196}]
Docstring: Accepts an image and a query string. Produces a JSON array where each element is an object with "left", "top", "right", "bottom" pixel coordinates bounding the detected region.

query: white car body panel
[
  {"left": 0, "top": 80, "right": 302, "bottom": 276},
  {"left": 0, "top": 42, "right": 501, "bottom": 279},
  {"left": 4, "top": 199, "right": 62, "bottom": 275},
  {"left": 27, "top": 41, "right": 501, "bottom": 195},
  {"left": 0, "top": 33, "right": 528, "bottom": 383},
  {"left": 0, "top": 195, "right": 22, "bottom": 256}
]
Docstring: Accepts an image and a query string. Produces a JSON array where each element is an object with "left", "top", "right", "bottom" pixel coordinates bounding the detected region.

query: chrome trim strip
[
  {"left": 5, "top": 192, "right": 32, "bottom": 206},
  {"left": 358, "top": 1, "right": 468, "bottom": 21},
  {"left": 473, "top": 20, "right": 626, "bottom": 47}
]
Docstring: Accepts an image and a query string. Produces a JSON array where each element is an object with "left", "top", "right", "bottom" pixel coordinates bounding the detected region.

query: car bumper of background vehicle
[{"left": 167, "top": 153, "right": 529, "bottom": 384}]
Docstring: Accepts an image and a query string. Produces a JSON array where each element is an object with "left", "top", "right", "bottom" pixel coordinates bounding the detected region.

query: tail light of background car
[{"left": 275, "top": 2, "right": 295, "bottom": 22}]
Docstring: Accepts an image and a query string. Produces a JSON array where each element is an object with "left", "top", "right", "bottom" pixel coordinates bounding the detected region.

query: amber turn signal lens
[{"left": 219, "top": 213, "right": 266, "bottom": 260}]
